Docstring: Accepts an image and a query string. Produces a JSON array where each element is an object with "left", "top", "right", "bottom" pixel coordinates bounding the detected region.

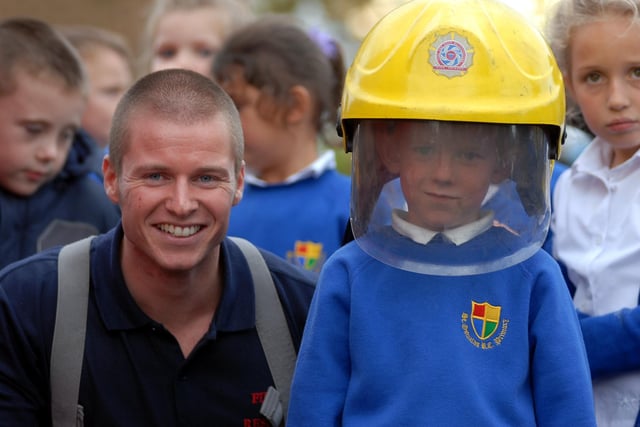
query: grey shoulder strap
[
  {"left": 52, "top": 236, "right": 94, "bottom": 427},
  {"left": 51, "top": 236, "right": 295, "bottom": 427},
  {"left": 230, "top": 237, "right": 296, "bottom": 427}
]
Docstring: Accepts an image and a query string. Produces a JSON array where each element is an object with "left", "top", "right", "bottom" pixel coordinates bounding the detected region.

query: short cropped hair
[
  {"left": 109, "top": 68, "right": 244, "bottom": 175},
  {"left": 0, "top": 17, "right": 86, "bottom": 97}
]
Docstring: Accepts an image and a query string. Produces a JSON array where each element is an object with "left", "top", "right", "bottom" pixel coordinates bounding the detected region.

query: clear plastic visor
[{"left": 350, "top": 119, "right": 552, "bottom": 275}]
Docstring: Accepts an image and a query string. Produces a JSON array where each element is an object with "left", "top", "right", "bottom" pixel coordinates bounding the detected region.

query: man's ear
[
  {"left": 233, "top": 161, "right": 245, "bottom": 206},
  {"left": 102, "top": 155, "right": 119, "bottom": 204},
  {"left": 285, "top": 85, "right": 312, "bottom": 124}
]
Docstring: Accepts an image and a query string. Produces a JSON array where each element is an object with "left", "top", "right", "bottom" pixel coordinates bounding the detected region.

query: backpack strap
[
  {"left": 52, "top": 236, "right": 94, "bottom": 427},
  {"left": 51, "top": 236, "right": 295, "bottom": 427},
  {"left": 230, "top": 237, "right": 296, "bottom": 427}
]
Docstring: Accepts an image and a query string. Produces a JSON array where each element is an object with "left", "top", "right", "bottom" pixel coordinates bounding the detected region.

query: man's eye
[{"left": 148, "top": 173, "right": 163, "bottom": 181}]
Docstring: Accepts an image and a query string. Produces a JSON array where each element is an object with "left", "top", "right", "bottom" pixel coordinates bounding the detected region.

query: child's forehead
[{"left": 5, "top": 68, "right": 86, "bottom": 105}]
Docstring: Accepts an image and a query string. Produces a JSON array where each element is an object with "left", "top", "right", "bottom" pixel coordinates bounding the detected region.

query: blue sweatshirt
[
  {"left": 288, "top": 227, "right": 596, "bottom": 426},
  {"left": 0, "top": 131, "right": 120, "bottom": 269}
]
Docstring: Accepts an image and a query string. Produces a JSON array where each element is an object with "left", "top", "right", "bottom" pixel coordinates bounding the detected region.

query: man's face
[
  {"left": 103, "top": 110, "right": 244, "bottom": 273},
  {"left": 383, "top": 121, "right": 502, "bottom": 231},
  {"left": 0, "top": 72, "right": 84, "bottom": 196}
]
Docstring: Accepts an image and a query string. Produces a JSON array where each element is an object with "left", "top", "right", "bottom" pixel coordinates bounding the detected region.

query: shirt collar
[
  {"left": 245, "top": 150, "right": 337, "bottom": 187},
  {"left": 391, "top": 209, "right": 494, "bottom": 245},
  {"left": 93, "top": 226, "right": 256, "bottom": 334},
  {"left": 571, "top": 136, "right": 640, "bottom": 178}
]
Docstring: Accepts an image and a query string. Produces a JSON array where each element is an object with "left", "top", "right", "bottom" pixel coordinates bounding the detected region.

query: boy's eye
[
  {"left": 458, "top": 151, "right": 482, "bottom": 161},
  {"left": 59, "top": 127, "right": 76, "bottom": 145},
  {"left": 412, "top": 144, "right": 436, "bottom": 157},
  {"left": 631, "top": 68, "right": 640, "bottom": 79},
  {"left": 24, "top": 122, "right": 45, "bottom": 135}
]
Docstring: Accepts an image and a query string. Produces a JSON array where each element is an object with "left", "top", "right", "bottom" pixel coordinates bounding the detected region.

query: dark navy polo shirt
[{"left": 0, "top": 224, "right": 316, "bottom": 426}]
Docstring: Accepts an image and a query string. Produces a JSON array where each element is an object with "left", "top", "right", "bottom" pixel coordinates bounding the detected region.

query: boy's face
[
  {"left": 0, "top": 72, "right": 84, "bottom": 196},
  {"left": 380, "top": 121, "right": 503, "bottom": 231}
]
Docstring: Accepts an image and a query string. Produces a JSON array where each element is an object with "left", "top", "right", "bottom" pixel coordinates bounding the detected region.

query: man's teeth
[{"left": 158, "top": 224, "right": 201, "bottom": 237}]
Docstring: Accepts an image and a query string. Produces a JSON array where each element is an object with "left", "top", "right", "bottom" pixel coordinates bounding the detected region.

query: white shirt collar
[
  {"left": 391, "top": 209, "right": 494, "bottom": 245},
  {"left": 245, "top": 150, "right": 337, "bottom": 187}
]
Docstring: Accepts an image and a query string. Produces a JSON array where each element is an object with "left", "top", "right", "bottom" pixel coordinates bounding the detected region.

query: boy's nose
[{"left": 35, "top": 139, "right": 61, "bottom": 163}]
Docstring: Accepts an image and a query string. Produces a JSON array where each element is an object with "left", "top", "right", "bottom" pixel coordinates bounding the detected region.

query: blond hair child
[{"left": 546, "top": 0, "right": 640, "bottom": 425}]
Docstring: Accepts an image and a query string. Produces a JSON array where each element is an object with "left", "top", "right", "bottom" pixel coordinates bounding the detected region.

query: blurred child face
[
  {"left": 82, "top": 45, "right": 133, "bottom": 148},
  {"left": 381, "top": 121, "right": 502, "bottom": 231},
  {"left": 218, "top": 69, "right": 290, "bottom": 181},
  {"left": 566, "top": 13, "right": 640, "bottom": 167},
  {"left": 0, "top": 72, "right": 84, "bottom": 196},
  {"left": 150, "top": 7, "right": 230, "bottom": 77}
]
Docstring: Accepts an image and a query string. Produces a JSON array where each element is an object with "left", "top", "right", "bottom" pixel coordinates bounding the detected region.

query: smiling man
[{"left": 0, "top": 68, "right": 316, "bottom": 426}]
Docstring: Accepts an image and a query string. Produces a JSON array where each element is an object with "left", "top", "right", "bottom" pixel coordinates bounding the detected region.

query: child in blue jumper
[{"left": 287, "top": 0, "right": 596, "bottom": 425}]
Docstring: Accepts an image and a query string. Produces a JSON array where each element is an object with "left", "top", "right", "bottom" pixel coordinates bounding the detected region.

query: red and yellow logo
[
  {"left": 461, "top": 300, "right": 509, "bottom": 350},
  {"left": 286, "top": 241, "right": 325, "bottom": 272},
  {"left": 471, "top": 301, "right": 501, "bottom": 340}
]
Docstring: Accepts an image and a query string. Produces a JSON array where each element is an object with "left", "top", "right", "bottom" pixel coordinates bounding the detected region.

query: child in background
[
  {"left": 546, "top": 0, "right": 640, "bottom": 425},
  {"left": 287, "top": 0, "right": 596, "bottom": 425},
  {"left": 0, "top": 18, "right": 120, "bottom": 270},
  {"left": 212, "top": 16, "right": 351, "bottom": 272},
  {"left": 60, "top": 25, "right": 134, "bottom": 150},
  {"left": 142, "top": 0, "right": 254, "bottom": 76}
]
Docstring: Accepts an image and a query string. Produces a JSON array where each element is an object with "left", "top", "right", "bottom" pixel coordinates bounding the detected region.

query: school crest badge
[
  {"left": 460, "top": 300, "right": 509, "bottom": 350},
  {"left": 286, "top": 241, "right": 325, "bottom": 272}
]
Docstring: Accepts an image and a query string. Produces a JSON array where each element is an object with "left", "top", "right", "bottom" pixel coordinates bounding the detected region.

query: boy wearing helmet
[{"left": 287, "top": 0, "right": 596, "bottom": 425}]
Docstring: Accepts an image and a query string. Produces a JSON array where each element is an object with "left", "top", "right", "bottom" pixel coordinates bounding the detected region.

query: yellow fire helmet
[{"left": 342, "top": 0, "right": 566, "bottom": 275}]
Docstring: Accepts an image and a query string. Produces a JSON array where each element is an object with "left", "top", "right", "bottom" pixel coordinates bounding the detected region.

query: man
[{"left": 0, "top": 69, "right": 315, "bottom": 426}]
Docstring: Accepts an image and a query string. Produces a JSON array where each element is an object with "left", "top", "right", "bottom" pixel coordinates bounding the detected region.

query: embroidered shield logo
[
  {"left": 286, "top": 241, "right": 325, "bottom": 272},
  {"left": 471, "top": 301, "right": 501, "bottom": 340}
]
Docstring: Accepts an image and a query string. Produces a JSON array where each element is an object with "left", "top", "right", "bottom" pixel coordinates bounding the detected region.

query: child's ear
[
  {"left": 102, "top": 155, "right": 119, "bottom": 204},
  {"left": 376, "top": 131, "right": 402, "bottom": 174},
  {"left": 373, "top": 122, "right": 401, "bottom": 174},
  {"left": 285, "top": 85, "right": 311, "bottom": 124}
]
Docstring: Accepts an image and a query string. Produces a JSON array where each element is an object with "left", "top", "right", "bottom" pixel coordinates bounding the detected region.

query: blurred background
[
  {"left": 0, "top": 0, "right": 568, "bottom": 171},
  {"left": 0, "top": 0, "right": 553, "bottom": 73}
]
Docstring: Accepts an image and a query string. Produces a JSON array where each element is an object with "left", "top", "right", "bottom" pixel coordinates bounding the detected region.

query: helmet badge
[{"left": 429, "top": 32, "right": 474, "bottom": 78}]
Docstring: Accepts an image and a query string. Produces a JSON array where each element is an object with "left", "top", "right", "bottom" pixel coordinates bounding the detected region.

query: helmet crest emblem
[{"left": 430, "top": 32, "right": 474, "bottom": 78}]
